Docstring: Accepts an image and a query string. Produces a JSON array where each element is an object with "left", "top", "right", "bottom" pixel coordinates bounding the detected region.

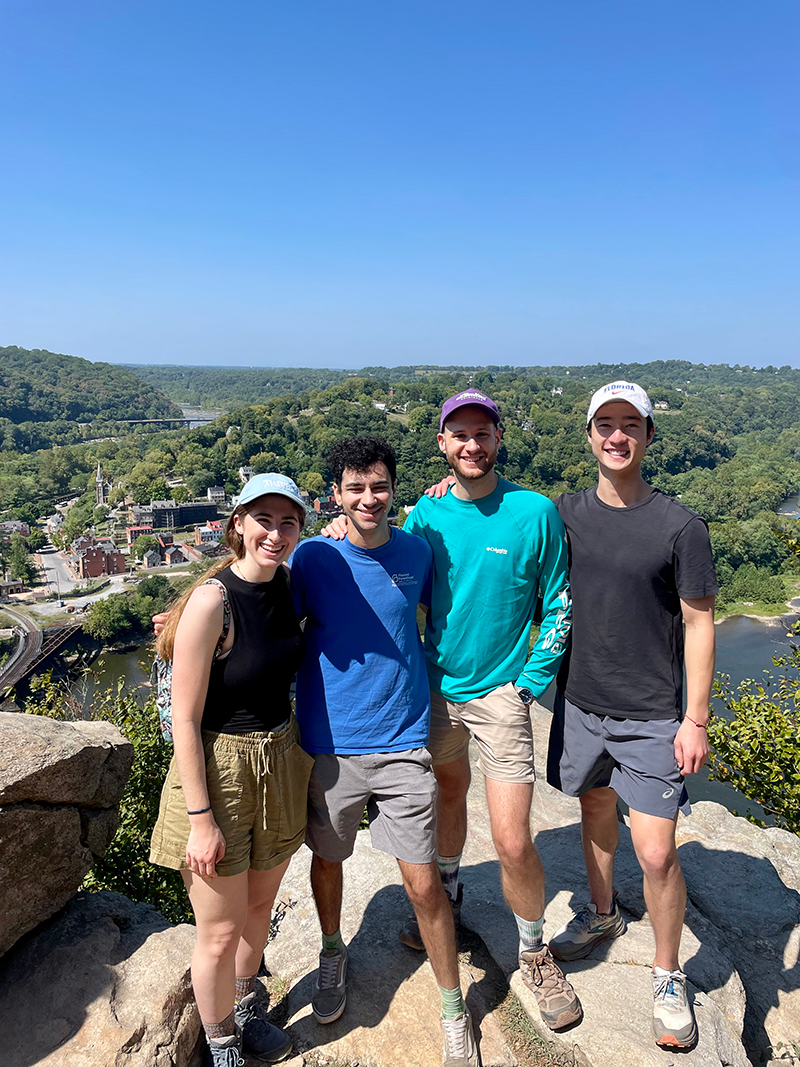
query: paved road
[{"left": 38, "top": 545, "right": 82, "bottom": 595}]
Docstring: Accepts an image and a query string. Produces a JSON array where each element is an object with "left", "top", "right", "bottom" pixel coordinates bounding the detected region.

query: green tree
[
  {"left": 9, "top": 532, "right": 35, "bottom": 583},
  {"left": 709, "top": 625, "right": 800, "bottom": 836},
  {"left": 132, "top": 534, "right": 159, "bottom": 560}
]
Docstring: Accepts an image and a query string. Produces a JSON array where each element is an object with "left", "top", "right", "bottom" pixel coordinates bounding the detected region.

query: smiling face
[
  {"left": 233, "top": 494, "right": 303, "bottom": 579},
  {"left": 587, "top": 400, "right": 653, "bottom": 476},
  {"left": 437, "top": 407, "right": 501, "bottom": 484},
  {"left": 333, "top": 461, "right": 395, "bottom": 548}
]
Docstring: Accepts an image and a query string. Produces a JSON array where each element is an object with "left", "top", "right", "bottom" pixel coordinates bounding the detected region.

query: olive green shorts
[{"left": 149, "top": 716, "right": 314, "bottom": 877}]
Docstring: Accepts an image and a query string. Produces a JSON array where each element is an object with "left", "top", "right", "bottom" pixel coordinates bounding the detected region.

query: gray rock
[
  {"left": 0, "top": 711, "right": 133, "bottom": 807},
  {"left": 269, "top": 840, "right": 518, "bottom": 1067},
  {"left": 0, "top": 712, "right": 133, "bottom": 955},
  {"left": 0, "top": 891, "right": 201, "bottom": 1067}
]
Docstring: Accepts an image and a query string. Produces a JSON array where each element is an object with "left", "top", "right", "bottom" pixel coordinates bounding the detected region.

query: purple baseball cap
[{"left": 439, "top": 389, "right": 500, "bottom": 431}]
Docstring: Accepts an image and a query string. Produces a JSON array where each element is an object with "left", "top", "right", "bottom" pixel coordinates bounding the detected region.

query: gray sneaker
[
  {"left": 203, "top": 1031, "right": 245, "bottom": 1067},
  {"left": 312, "top": 945, "right": 348, "bottom": 1024},
  {"left": 549, "top": 895, "right": 626, "bottom": 961},
  {"left": 519, "top": 947, "right": 583, "bottom": 1031},
  {"left": 400, "top": 884, "right": 463, "bottom": 951},
  {"left": 652, "top": 969, "right": 697, "bottom": 1048},
  {"left": 441, "top": 1007, "right": 481, "bottom": 1066},
  {"left": 234, "top": 989, "right": 293, "bottom": 1062}
]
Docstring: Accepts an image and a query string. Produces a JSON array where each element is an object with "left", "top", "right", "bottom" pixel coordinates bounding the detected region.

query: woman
[{"left": 150, "top": 473, "right": 313, "bottom": 1067}]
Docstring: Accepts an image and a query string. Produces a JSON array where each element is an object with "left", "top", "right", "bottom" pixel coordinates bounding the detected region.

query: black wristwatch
[{"left": 517, "top": 687, "right": 534, "bottom": 706}]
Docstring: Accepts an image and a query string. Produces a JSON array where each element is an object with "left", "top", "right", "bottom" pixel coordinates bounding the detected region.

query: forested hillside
[
  {"left": 3, "top": 359, "right": 800, "bottom": 610},
  {"left": 0, "top": 346, "right": 182, "bottom": 451}
]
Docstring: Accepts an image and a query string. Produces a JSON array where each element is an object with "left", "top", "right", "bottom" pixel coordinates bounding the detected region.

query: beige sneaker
[
  {"left": 518, "top": 947, "right": 583, "bottom": 1030},
  {"left": 441, "top": 1007, "right": 481, "bottom": 1066}
]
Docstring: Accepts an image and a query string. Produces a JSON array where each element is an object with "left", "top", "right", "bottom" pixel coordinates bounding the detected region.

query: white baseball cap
[{"left": 586, "top": 381, "right": 653, "bottom": 425}]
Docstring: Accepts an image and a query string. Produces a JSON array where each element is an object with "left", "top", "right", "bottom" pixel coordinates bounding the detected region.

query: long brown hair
[{"left": 155, "top": 513, "right": 241, "bottom": 660}]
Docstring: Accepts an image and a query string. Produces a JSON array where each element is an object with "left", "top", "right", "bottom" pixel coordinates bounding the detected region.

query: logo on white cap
[{"left": 586, "top": 381, "right": 653, "bottom": 424}]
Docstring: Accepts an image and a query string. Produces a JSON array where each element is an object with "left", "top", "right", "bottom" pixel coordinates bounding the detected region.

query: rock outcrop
[
  {"left": 263, "top": 704, "right": 800, "bottom": 1067},
  {"left": 0, "top": 711, "right": 134, "bottom": 956},
  {"left": 0, "top": 891, "right": 200, "bottom": 1067}
]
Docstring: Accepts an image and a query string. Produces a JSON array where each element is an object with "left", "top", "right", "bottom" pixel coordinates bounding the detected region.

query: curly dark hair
[{"left": 328, "top": 436, "right": 397, "bottom": 485}]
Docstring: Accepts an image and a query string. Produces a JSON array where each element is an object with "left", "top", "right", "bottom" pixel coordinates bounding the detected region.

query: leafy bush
[
  {"left": 27, "top": 672, "right": 192, "bottom": 924},
  {"left": 709, "top": 624, "right": 800, "bottom": 835}
]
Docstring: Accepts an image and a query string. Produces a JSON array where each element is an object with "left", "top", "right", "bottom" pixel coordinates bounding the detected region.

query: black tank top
[{"left": 201, "top": 565, "right": 305, "bottom": 734}]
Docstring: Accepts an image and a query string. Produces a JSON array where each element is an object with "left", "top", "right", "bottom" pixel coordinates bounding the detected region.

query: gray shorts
[
  {"left": 546, "top": 691, "right": 690, "bottom": 820},
  {"left": 306, "top": 748, "right": 437, "bottom": 865}
]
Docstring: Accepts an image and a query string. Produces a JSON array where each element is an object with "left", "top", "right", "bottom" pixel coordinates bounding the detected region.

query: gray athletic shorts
[
  {"left": 547, "top": 691, "right": 691, "bottom": 820},
  {"left": 306, "top": 748, "right": 437, "bottom": 865}
]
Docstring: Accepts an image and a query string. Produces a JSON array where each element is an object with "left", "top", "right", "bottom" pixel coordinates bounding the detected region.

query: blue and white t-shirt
[{"left": 290, "top": 527, "right": 433, "bottom": 754}]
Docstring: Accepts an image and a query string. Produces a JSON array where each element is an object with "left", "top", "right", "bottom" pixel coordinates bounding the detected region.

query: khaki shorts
[
  {"left": 149, "top": 717, "right": 314, "bottom": 877},
  {"left": 429, "top": 683, "right": 535, "bottom": 784}
]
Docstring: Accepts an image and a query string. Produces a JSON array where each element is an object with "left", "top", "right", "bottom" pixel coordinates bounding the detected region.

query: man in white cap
[{"left": 547, "top": 381, "right": 717, "bottom": 1049}]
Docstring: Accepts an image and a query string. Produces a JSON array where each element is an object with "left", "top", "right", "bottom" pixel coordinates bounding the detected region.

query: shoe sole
[
  {"left": 540, "top": 1002, "right": 584, "bottom": 1031},
  {"left": 549, "top": 922, "right": 626, "bottom": 962},
  {"left": 312, "top": 994, "right": 347, "bottom": 1025},
  {"left": 249, "top": 1047, "right": 294, "bottom": 1064},
  {"left": 654, "top": 1024, "right": 697, "bottom": 1049}
]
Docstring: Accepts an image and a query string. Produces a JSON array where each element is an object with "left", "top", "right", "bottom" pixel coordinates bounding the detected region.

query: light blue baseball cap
[{"left": 237, "top": 473, "right": 309, "bottom": 521}]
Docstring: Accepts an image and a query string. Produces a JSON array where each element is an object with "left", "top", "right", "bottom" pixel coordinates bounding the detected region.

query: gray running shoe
[
  {"left": 203, "top": 1031, "right": 245, "bottom": 1067},
  {"left": 440, "top": 1007, "right": 481, "bottom": 1066},
  {"left": 234, "top": 990, "right": 293, "bottom": 1062},
  {"left": 518, "top": 947, "right": 583, "bottom": 1031},
  {"left": 652, "top": 969, "right": 697, "bottom": 1048},
  {"left": 312, "top": 945, "right": 348, "bottom": 1024},
  {"left": 399, "top": 884, "right": 463, "bottom": 952},
  {"left": 549, "top": 896, "right": 626, "bottom": 961}
]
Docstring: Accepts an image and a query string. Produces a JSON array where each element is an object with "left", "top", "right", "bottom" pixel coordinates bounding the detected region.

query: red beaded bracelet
[{"left": 684, "top": 715, "right": 708, "bottom": 729}]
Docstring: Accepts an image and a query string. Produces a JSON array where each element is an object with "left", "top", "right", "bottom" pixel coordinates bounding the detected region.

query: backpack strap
[{"left": 202, "top": 577, "right": 232, "bottom": 659}]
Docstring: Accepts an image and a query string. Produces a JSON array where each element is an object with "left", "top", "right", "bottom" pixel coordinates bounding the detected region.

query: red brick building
[{"left": 70, "top": 536, "right": 126, "bottom": 579}]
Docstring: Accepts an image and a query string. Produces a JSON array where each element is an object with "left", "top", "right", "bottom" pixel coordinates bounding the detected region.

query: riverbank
[{"left": 714, "top": 577, "right": 800, "bottom": 623}]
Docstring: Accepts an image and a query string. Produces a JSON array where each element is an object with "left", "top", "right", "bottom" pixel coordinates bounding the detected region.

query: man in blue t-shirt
[{"left": 291, "top": 436, "right": 479, "bottom": 1067}]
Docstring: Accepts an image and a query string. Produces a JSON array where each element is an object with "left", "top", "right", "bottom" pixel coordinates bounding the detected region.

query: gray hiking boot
[
  {"left": 312, "top": 945, "right": 348, "bottom": 1024},
  {"left": 234, "top": 989, "right": 293, "bottom": 1062},
  {"left": 203, "top": 1031, "right": 245, "bottom": 1067},
  {"left": 400, "top": 884, "right": 463, "bottom": 951},
  {"left": 518, "top": 947, "right": 583, "bottom": 1031},
  {"left": 652, "top": 968, "right": 697, "bottom": 1048},
  {"left": 441, "top": 1007, "right": 481, "bottom": 1066},
  {"left": 549, "top": 894, "right": 626, "bottom": 961}
]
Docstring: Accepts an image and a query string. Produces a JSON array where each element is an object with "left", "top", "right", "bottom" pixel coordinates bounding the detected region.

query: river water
[{"left": 81, "top": 606, "right": 796, "bottom": 819}]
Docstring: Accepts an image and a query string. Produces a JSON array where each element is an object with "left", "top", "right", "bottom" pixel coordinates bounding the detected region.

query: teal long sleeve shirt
[{"left": 404, "top": 477, "right": 572, "bottom": 702}]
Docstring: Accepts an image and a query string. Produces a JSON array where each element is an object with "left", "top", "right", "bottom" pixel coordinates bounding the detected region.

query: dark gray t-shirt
[{"left": 555, "top": 488, "right": 718, "bottom": 721}]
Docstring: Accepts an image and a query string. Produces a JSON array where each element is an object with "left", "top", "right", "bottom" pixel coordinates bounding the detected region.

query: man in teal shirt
[{"left": 402, "top": 389, "right": 579, "bottom": 1032}]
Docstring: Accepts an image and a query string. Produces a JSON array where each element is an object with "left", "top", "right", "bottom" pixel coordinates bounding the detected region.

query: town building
[
  {"left": 126, "top": 525, "right": 154, "bottom": 546},
  {"left": 95, "top": 463, "right": 113, "bottom": 507},
  {"left": 239, "top": 466, "right": 254, "bottom": 484},
  {"left": 128, "top": 500, "right": 219, "bottom": 530},
  {"left": 69, "top": 536, "right": 126, "bottom": 579},
  {"left": 207, "top": 485, "right": 226, "bottom": 504},
  {"left": 0, "top": 521, "right": 30, "bottom": 537}
]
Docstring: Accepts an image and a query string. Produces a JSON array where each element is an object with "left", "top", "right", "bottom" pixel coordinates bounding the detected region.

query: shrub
[{"left": 708, "top": 623, "right": 800, "bottom": 836}]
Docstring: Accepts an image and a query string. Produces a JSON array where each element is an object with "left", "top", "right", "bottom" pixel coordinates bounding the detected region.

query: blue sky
[{"left": 1, "top": 1, "right": 798, "bottom": 368}]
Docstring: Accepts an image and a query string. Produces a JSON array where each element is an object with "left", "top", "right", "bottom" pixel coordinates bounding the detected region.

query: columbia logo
[{"left": 486, "top": 546, "right": 508, "bottom": 555}]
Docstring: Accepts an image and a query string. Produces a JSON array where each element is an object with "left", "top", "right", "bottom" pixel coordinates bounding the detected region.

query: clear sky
[{"left": 1, "top": 1, "right": 798, "bottom": 368}]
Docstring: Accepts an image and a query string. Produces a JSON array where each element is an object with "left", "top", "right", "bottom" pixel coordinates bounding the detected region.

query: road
[{"left": 38, "top": 545, "right": 80, "bottom": 595}]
